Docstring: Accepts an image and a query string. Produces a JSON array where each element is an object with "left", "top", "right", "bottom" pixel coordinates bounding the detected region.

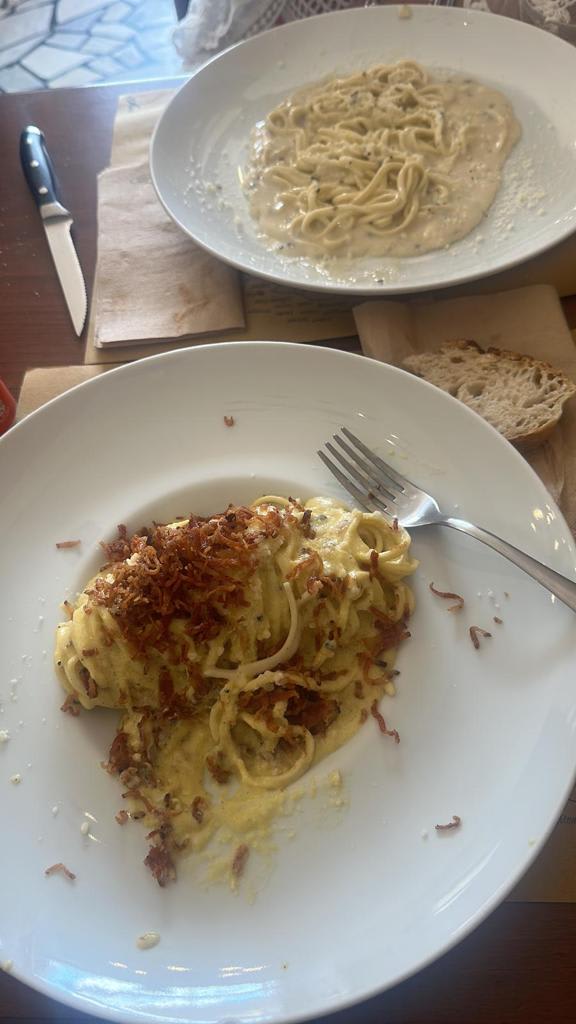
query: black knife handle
[{"left": 20, "top": 125, "right": 69, "bottom": 219}]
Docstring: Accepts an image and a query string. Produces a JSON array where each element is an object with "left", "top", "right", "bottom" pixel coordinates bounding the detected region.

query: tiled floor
[{"left": 0, "top": 0, "right": 184, "bottom": 92}]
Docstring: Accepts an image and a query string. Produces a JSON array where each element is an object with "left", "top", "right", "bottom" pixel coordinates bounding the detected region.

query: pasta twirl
[{"left": 55, "top": 497, "right": 417, "bottom": 886}]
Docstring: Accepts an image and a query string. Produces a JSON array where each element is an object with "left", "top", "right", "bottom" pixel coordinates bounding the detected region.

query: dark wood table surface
[{"left": 2, "top": 79, "right": 576, "bottom": 1024}]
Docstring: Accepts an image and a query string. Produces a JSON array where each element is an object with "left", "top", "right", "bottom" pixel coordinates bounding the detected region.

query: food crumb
[
  {"left": 469, "top": 625, "right": 492, "bottom": 650},
  {"left": 56, "top": 540, "right": 81, "bottom": 549},
  {"left": 137, "top": 931, "right": 160, "bottom": 950},
  {"left": 429, "top": 582, "right": 464, "bottom": 612},
  {"left": 223, "top": 415, "right": 235, "bottom": 427},
  {"left": 9, "top": 773, "right": 21, "bottom": 785},
  {"left": 232, "top": 843, "right": 249, "bottom": 880},
  {"left": 493, "top": 616, "right": 503, "bottom": 625},
  {"left": 435, "top": 815, "right": 461, "bottom": 832},
  {"left": 0, "top": 730, "right": 10, "bottom": 744},
  {"left": 51, "top": 805, "right": 59, "bottom": 816},
  {"left": 45, "top": 862, "right": 76, "bottom": 880},
  {"left": 80, "top": 821, "right": 90, "bottom": 836}
]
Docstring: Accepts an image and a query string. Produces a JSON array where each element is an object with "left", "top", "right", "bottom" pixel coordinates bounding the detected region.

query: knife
[{"left": 19, "top": 125, "right": 87, "bottom": 336}]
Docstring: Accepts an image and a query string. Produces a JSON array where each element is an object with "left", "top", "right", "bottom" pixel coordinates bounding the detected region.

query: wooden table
[{"left": 2, "top": 79, "right": 576, "bottom": 1024}]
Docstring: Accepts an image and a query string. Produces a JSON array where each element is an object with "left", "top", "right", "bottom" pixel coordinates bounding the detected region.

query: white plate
[
  {"left": 150, "top": 5, "right": 576, "bottom": 295},
  {"left": 1, "top": 342, "right": 576, "bottom": 1023}
]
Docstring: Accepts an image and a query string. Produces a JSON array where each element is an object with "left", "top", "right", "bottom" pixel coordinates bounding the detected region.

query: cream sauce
[{"left": 244, "top": 64, "right": 521, "bottom": 260}]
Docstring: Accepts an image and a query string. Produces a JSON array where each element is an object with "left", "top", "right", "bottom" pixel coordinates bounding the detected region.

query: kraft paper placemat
[
  {"left": 15, "top": 345, "right": 576, "bottom": 902},
  {"left": 85, "top": 90, "right": 356, "bottom": 362}
]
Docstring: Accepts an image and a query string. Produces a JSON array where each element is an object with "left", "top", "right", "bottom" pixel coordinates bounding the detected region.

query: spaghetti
[
  {"left": 55, "top": 496, "right": 417, "bottom": 885},
  {"left": 244, "top": 60, "right": 520, "bottom": 259}
]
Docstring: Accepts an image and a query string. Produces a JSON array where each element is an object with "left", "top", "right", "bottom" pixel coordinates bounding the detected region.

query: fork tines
[{"left": 318, "top": 427, "right": 405, "bottom": 515}]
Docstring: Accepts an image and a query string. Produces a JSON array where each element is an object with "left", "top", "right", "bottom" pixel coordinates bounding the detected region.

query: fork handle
[{"left": 442, "top": 517, "right": 576, "bottom": 612}]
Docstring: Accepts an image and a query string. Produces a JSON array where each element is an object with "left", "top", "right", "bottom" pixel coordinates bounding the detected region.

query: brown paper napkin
[
  {"left": 95, "top": 163, "right": 245, "bottom": 346},
  {"left": 92, "top": 91, "right": 244, "bottom": 348},
  {"left": 354, "top": 284, "right": 576, "bottom": 533}
]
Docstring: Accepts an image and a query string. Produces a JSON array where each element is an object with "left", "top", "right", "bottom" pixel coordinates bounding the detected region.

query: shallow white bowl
[
  {"left": 151, "top": 5, "right": 576, "bottom": 294},
  {"left": 1, "top": 342, "right": 576, "bottom": 1022}
]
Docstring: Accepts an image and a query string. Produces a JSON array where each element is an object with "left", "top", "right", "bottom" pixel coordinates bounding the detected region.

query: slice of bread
[{"left": 403, "top": 339, "right": 576, "bottom": 450}]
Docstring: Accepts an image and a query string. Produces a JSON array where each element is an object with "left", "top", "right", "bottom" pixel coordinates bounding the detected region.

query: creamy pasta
[
  {"left": 55, "top": 497, "right": 417, "bottom": 886},
  {"left": 244, "top": 60, "right": 520, "bottom": 259}
]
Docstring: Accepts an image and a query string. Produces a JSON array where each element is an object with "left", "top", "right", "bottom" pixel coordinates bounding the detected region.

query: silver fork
[{"left": 318, "top": 427, "right": 576, "bottom": 613}]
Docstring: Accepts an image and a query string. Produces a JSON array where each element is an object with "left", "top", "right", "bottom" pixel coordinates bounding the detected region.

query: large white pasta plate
[
  {"left": 150, "top": 5, "right": 576, "bottom": 294},
  {"left": 1, "top": 342, "right": 576, "bottom": 1022}
]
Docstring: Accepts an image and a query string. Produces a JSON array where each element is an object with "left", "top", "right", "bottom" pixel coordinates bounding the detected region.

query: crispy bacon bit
[
  {"left": 369, "top": 549, "right": 380, "bottom": 578},
  {"left": 354, "top": 679, "right": 364, "bottom": 700},
  {"left": 206, "top": 752, "right": 231, "bottom": 785},
  {"left": 144, "top": 842, "right": 176, "bottom": 887},
  {"left": 232, "top": 843, "right": 249, "bottom": 879},
  {"left": 115, "top": 809, "right": 129, "bottom": 825},
  {"left": 56, "top": 540, "right": 81, "bottom": 549},
  {"left": 101, "top": 523, "right": 131, "bottom": 563},
  {"left": 493, "top": 616, "right": 503, "bottom": 625},
  {"left": 90, "top": 506, "right": 285, "bottom": 658},
  {"left": 224, "top": 415, "right": 235, "bottom": 427},
  {"left": 359, "top": 708, "right": 369, "bottom": 724},
  {"left": 106, "top": 730, "right": 133, "bottom": 775},
  {"left": 287, "top": 550, "right": 323, "bottom": 582},
  {"left": 191, "top": 796, "right": 208, "bottom": 824},
  {"left": 81, "top": 648, "right": 97, "bottom": 658},
  {"left": 370, "top": 700, "right": 400, "bottom": 743},
  {"left": 45, "top": 862, "right": 76, "bottom": 880},
  {"left": 369, "top": 606, "right": 411, "bottom": 649},
  {"left": 78, "top": 665, "right": 98, "bottom": 700},
  {"left": 469, "top": 625, "right": 492, "bottom": 650},
  {"left": 429, "top": 583, "right": 464, "bottom": 613},
  {"left": 435, "top": 815, "right": 461, "bottom": 832},
  {"left": 238, "top": 683, "right": 339, "bottom": 737},
  {"left": 158, "top": 669, "right": 194, "bottom": 720},
  {"left": 60, "top": 694, "right": 81, "bottom": 716},
  {"left": 299, "top": 509, "right": 316, "bottom": 539}
]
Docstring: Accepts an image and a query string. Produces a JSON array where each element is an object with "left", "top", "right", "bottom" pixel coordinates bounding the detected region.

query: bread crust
[{"left": 403, "top": 339, "right": 576, "bottom": 450}]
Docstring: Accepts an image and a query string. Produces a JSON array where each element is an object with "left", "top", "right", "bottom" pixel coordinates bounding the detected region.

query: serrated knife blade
[{"left": 19, "top": 125, "right": 87, "bottom": 337}]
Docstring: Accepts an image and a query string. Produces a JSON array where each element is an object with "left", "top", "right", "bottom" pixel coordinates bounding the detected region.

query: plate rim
[{"left": 149, "top": 5, "right": 576, "bottom": 296}]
